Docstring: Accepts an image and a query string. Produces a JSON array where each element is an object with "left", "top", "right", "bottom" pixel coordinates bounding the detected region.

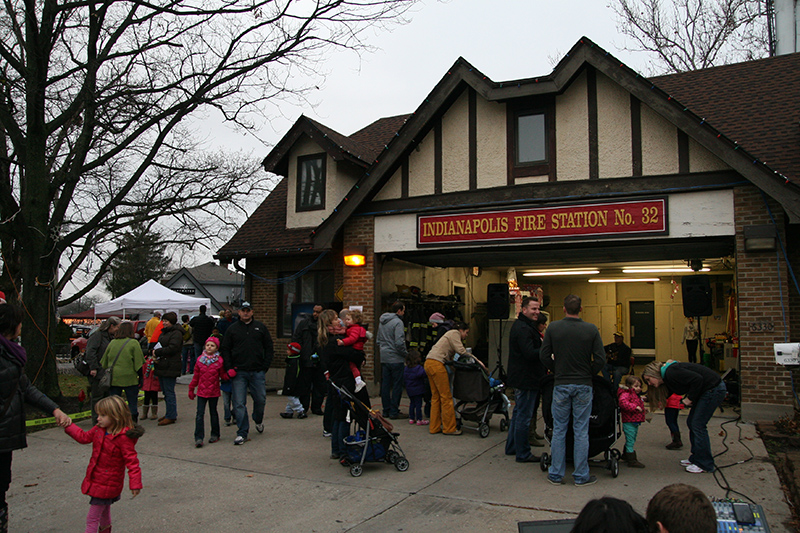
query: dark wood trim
[
  {"left": 434, "top": 118, "right": 442, "bottom": 195},
  {"left": 678, "top": 130, "right": 690, "bottom": 174},
  {"left": 630, "top": 95, "right": 642, "bottom": 177},
  {"left": 469, "top": 89, "right": 477, "bottom": 190},
  {"left": 358, "top": 171, "right": 743, "bottom": 216},
  {"left": 548, "top": 105, "right": 557, "bottom": 182},
  {"left": 587, "top": 67, "right": 599, "bottom": 180},
  {"left": 401, "top": 156, "right": 409, "bottom": 199}
]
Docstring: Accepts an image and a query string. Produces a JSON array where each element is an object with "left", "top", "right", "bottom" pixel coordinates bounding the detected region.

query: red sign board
[{"left": 417, "top": 199, "right": 667, "bottom": 246}]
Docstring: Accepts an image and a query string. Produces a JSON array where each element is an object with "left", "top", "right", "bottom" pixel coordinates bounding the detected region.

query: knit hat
[
  {"left": 429, "top": 312, "right": 446, "bottom": 324},
  {"left": 288, "top": 342, "right": 301, "bottom": 354},
  {"left": 205, "top": 336, "right": 220, "bottom": 349}
]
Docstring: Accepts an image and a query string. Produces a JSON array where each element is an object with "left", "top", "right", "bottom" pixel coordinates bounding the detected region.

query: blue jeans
[
  {"left": 687, "top": 381, "right": 728, "bottom": 472},
  {"left": 602, "top": 365, "right": 627, "bottom": 388},
  {"left": 194, "top": 396, "right": 220, "bottom": 441},
  {"left": 331, "top": 419, "right": 350, "bottom": 457},
  {"left": 232, "top": 371, "right": 266, "bottom": 439},
  {"left": 505, "top": 388, "right": 538, "bottom": 461},
  {"left": 109, "top": 385, "right": 139, "bottom": 421},
  {"left": 549, "top": 384, "right": 593, "bottom": 483},
  {"left": 192, "top": 343, "right": 204, "bottom": 368},
  {"left": 182, "top": 345, "right": 195, "bottom": 374},
  {"left": 381, "top": 363, "right": 405, "bottom": 417},
  {"left": 159, "top": 377, "right": 178, "bottom": 420},
  {"left": 409, "top": 395, "right": 423, "bottom": 422},
  {"left": 665, "top": 407, "right": 680, "bottom": 434},
  {"left": 221, "top": 389, "right": 233, "bottom": 422}
]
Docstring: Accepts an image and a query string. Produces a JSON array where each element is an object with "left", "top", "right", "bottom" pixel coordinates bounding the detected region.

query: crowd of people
[{"left": 0, "top": 293, "right": 734, "bottom": 532}]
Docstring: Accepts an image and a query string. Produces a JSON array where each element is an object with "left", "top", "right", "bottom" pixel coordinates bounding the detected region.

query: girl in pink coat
[
  {"left": 188, "top": 337, "right": 227, "bottom": 447},
  {"left": 617, "top": 375, "right": 646, "bottom": 468},
  {"left": 65, "top": 395, "right": 143, "bottom": 533}
]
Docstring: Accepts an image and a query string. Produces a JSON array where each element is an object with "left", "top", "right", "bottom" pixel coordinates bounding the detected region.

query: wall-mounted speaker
[
  {"left": 487, "top": 283, "right": 509, "bottom": 319},
  {"left": 682, "top": 275, "right": 713, "bottom": 317}
]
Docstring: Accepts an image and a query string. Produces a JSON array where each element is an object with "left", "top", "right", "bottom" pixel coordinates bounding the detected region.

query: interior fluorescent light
[
  {"left": 588, "top": 278, "right": 660, "bottom": 283},
  {"left": 622, "top": 267, "right": 710, "bottom": 273},
  {"left": 523, "top": 270, "right": 600, "bottom": 277}
]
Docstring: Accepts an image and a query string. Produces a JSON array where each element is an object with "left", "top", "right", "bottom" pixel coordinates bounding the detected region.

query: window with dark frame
[
  {"left": 296, "top": 153, "right": 326, "bottom": 211},
  {"left": 507, "top": 97, "right": 555, "bottom": 181},
  {"left": 277, "top": 270, "right": 334, "bottom": 337}
]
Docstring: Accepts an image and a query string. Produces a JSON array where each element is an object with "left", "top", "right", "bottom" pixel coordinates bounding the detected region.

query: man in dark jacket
[
  {"left": 84, "top": 317, "right": 121, "bottom": 424},
  {"left": 153, "top": 312, "right": 184, "bottom": 426},
  {"left": 504, "top": 297, "right": 545, "bottom": 463},
  {"left": 221, "top": 302, "right": 274, "bottom": 445},
  {"left": 602, "top": 332, "right": 632, "bottom": 388},
  {"left": 189, "top": 304, "right": 215, "bottom": 362},
  {"left": 291, "top": 304, "right": 323, "bottom": 415}
]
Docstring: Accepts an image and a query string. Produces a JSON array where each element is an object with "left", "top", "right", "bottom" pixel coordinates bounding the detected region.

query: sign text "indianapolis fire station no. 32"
[{"left": 417, "top": 199, "right": 667, "bottom": 246}]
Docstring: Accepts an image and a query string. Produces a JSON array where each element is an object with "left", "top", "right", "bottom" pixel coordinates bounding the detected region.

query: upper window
[
  {"left": 507, "top": 98, "right": 554, "bottom": 181},
  {"left": 296, "top": 153, "right": 326, "bottom": 211},
  {"left": 516, "top": 113, "right": 546, "bottom": 164}
]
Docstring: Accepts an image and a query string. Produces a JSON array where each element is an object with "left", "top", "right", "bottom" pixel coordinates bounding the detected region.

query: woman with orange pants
[{"left": 424, "top": 322, "right": 485, "bottom": 435}]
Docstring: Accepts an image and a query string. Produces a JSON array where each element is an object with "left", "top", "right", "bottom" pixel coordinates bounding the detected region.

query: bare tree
[
  {"left": 611, "top": 0, "right": 770, "bottom": 73},
  {"left": 0, "top": 0, "right": 418, "bottom": 396}
]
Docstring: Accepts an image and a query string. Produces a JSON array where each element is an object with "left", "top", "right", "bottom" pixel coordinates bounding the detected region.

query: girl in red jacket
[
  {"left": 188, "top": 337, "right": 227, "bottom": 447},
  {"left": 617, "top": 375, "right": 646, "bottom": 468},
  {"left": 336, "top": 309, "right": 367, "bottom": 392},
  {"left": 65, "top": 395, "right": 143, "bottom": 533}
]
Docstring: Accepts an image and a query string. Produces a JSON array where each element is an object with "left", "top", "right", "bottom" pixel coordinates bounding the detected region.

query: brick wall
[
  {"left": 342, "top": 215, "right": 376, "bottom": 381},
  {"left": 735, "top": 185, "right": 794, "bottom": 409}
]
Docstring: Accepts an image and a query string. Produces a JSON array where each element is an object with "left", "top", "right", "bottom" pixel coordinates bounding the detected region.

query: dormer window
[
  {"left": 508, "top": 97, "right": 555, "bottom": 181},
  {"left": 296, "top": 153, "right": 326, "bottom": 211}
]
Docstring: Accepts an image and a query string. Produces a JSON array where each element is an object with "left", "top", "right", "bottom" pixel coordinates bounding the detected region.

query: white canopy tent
[{"left": 94, "top": 279, "right": 211, "bottom": 318}]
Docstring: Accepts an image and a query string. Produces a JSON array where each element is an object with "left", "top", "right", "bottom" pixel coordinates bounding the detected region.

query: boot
[
  {"left": 666, "top": 431, "right": 683, "bottom": 450},
  {"left": 626, "top": 451, "right": 645, "bottom": 468},
  {"left": 141, "top": 406, "right": 150, "bottom": 421},
  {"left": 150, "top": 406, "right": 159, "bottom": 420},
  {"left": 1, "top": 504, "right": 8, "bottom": 533}
]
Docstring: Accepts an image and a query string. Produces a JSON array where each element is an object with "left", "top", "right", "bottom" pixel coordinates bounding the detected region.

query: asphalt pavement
[{"left": 7, "top": 383, "right": 793, "bottom": 532}]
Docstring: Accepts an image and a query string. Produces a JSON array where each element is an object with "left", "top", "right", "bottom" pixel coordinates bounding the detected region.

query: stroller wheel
[
  {"left": 385, "top": 450, "right": 399, "bottom": 464},
  {"left": 610, "top": 448, "right": 622, "bottom": 460},
  {"left": 540, "top": 452, "right": 550, "bottom": 472},
  {"left": 479, "top": 423, "right": 490, "bottom": 438},
  {"left": 350, "top": 464, "right": 363, "bottom": 477},
  {"left": 499, "top": 419, "right": 508, "bottom": 432},
  {"left": 610, "top": 457, "right": 620, "bottom": 478},
  {"left": 395, "top": 457, "right": 410, "bottom": 472}
]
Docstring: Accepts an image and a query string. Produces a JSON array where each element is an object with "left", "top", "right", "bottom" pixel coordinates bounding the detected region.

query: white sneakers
[
  {"left": 685, "top": 464, "right": 707, "bottom": 473},
  {"left": 234, "top": 436, "right": 246, "bottom": 445},
  {"left": 354, "top": 377, "right": 366, "bottom": 393},
  {"left": 680, "top": 459, "right": 693, "bottom": 466},
  {"left": 256, "top": 423, "right": 264, "bottom": 433}
]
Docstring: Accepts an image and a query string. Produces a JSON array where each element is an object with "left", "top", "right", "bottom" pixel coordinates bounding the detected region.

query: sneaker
[
  {"left": 256, "top": 423, "right": 264, "bottom": 433},
  {"left": 575, "top": 475, "right": 597, "bottom": 487},
  {"left": 279, "top": 412, "right": 293, "bottom": 419},
  {"left": 416, "top": 420, "right": 429, "bottom": 426},
  {"left": 195, "top": 440, "right": 203, "bottom": 448},
  {"left": 297, "top": 412, "right": 307, "bottom": 419},
  {"left": 547, "top": 475, "right": 564, "bottom": 485},
  {"left": 234, "top": 436, "right": 247, "bottom": 445},
  {"left": 680, "top": 459, "right": 693, "bottom": 466},
  {"left": 685, "top": 464, "right": 708, "bottom": 474},
  {"left": 224, "top": 420, "right": 232, "bottom": 426},
  {"left": 208, "top": 436, "right": 219, "bottom": 444},
  {"left": 354, "top": 377, "right": 366, "bottom": 393},
  {"left": 323, "top": 430, "right": 332, "bottom": 438},
  {"left": 409, "top": 419, "right": 416, "bottom": 425}
]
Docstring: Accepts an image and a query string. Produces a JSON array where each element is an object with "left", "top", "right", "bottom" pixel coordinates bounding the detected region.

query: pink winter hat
[
  {"left": 429, "top": 312, "right": 446, "bottom": 324},
  {"left": 205, "top": 337, "right": 220, "bottom": 349}
]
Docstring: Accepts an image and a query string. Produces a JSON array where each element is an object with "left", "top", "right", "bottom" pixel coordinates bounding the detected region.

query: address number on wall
[{"left": 748, "top": 321, "right": 775, "bottom": 332}]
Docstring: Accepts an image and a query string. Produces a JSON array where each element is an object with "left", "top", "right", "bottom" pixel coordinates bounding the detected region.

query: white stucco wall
[
  {"left": 373, "top": 189, "right": 735, "bottom": 253},
  {"left": 408, "top": 129, "right": 435, "bottom": 197},
  {"left": 641, "top": 103, "right": 679, "bottom": 176},
  {"left": 556, "top": 70, "right": 589, "bottom": 181},
  {"left": 374, "top": 166, "right": 403, "bottom": 201},
  {"left": 476, "top": 97, "right": 507, "bottom": 189},
  {"left": 689, "top": 137, "right": 730, "bottom": 173},
  {"left": 442, "top": 91, "right": 470, "bottom": 193},
  {"left": 597, "top": 72, "right": 633, "bottom": 179}
]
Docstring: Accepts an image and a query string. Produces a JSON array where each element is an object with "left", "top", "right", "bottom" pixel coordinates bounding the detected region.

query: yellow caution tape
[{"left": 26, "top": 410, "right": 92, "bottom": 427}]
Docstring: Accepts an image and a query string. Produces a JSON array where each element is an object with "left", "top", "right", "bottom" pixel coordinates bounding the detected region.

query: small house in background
[{"left": 162, "top": 261, "right": 244, "bottom": 315}]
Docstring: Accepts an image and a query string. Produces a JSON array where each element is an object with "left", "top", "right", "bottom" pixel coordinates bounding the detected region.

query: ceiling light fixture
[
  {"left": 588, "top": 278, "right": 661, "bottom": 283},
  {"left": 523, "top": 270, "right": 600, "bottom": 277},
  {"left": 622, "top": 267, "right": 709, "bottom": 273}
]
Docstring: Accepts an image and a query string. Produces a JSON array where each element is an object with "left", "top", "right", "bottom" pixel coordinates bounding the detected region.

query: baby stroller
[
  {"left": 330, "top": 380, "right": 409, "bottom": 477},
  {"left": 538, "top": 374, "right": 622, "bottom": 478},
  {"left": 447, "top": 360, "right": 511, "bottom": 438}
]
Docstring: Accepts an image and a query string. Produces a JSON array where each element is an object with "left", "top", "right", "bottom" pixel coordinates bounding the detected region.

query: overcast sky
[{"left": 197, "top": 0, "right": 648, "bottom": 155}]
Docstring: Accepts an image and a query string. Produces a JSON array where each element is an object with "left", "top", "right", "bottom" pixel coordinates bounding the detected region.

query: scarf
[
  {"left": 660, "top": 360, "right": 678, "bottom": 378},
  {"left": 197, "top": 353, "right": 219, "bottom": 366},
  {"left": 0, "top": 334, "right": 26, "bottom": 365}
]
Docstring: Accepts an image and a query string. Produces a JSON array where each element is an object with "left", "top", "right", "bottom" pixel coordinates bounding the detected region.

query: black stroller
[
  {"left": 538, "top": 374, "right": 622, "bottom": 477},
  {"left": 448, "top": 360, "right": 511, "bottom": 438},
  {"left": 330, "top": 380, "right": 409, "bottom": 477}
]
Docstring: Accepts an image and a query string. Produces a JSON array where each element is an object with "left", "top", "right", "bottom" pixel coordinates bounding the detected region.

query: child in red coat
[
  {"left": 188, "top": 337, "right": 227, "bottom": 447},
  {"left": 617, "top": 375, "right": 646, "bottom": 468},
  {"left": 65, "top": 395, "right": 143, "bottom": 533},
  {"left": 336, "top": 309, "right": 367, "bottom": 392}
]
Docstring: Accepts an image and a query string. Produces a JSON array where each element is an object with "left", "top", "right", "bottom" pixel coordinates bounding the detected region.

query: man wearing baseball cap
[
  {"left": 603, "top": 331, "right": 632, "bottom": 388},
  {"left": 221, "top": 302, "right": 274, "bottom": 445}
]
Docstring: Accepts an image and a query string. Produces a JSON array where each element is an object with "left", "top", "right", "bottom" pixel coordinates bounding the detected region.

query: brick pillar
[
  {"left": 735, "top": 185, "right": 794, "bottom": 419},
  {"left": 342, "top": 216, "right": 376, "bottom": 381}
]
